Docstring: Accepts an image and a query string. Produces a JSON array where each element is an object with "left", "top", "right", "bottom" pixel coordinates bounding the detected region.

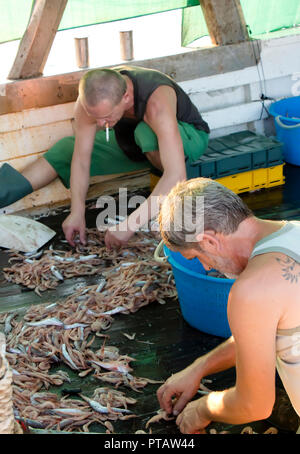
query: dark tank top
[{"left": 113, "top": 65, "right": 209, "bottom": 162}]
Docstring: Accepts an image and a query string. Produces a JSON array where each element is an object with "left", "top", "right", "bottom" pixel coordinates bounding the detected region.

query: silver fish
[
  {"left": 63, "top": 323, "right": 88, "bottom": 330},
  {"left": 96, "top": 279, "right": 106, "bottom": 293},
  {"left": 89, "top": 360, "right": 130, "bottom": 374},
  {"left": 61, "top": 344, "right": 79, "bottom": 370},
  {"left": 4, "top": 312, "right": 17, "bottom": 335},
  {"left": 79, "top": 394, "right": 131, "bottom": 414},
  {"left": 54, "top": 256, "right": 76, "bottom": 263},
  {"left": 48, "top": 408, "right": 90, "bottom": 416},
  {"left": 102, "top": 306, "right": 127, "bottom": 316},
  {"left": 50, "top": 266, "right": 64, "bottom": 281},
  {"left": 45, "top": 303, "right": 57, "bottom": 310},
  {"left": 78, "top": 255, "right": 98, "bottom": 261},
  {"left": 26, "top": 317, "right": 64, "bottom": 327},
  {"left": 24, "top": 250, "right": 43, "bottom": 259},
  {"left": 16, "top": 416, "right": 47, "bottom": 429}
]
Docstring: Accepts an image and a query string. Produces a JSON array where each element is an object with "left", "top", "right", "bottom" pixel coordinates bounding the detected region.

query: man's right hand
[
  {"left": 62, "top": 211, "right": 86, "bottom": 247},
  {"left": 157, "top": 364, "right": 203, "bottom": 416}
]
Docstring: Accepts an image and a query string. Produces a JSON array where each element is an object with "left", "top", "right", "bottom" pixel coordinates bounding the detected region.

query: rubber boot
[{"left": 0, "top": 163, "right": 33, "bottom": 209}]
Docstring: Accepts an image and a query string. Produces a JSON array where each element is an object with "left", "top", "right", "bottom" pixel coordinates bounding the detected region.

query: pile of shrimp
[{"left": 0, "top": 229, "right": 176, "bottom": 433}]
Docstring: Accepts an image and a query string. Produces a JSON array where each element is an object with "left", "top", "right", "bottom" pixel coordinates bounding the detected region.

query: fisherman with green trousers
[{"left": 0, "top": 66, "right": 209, "bottom": 248}]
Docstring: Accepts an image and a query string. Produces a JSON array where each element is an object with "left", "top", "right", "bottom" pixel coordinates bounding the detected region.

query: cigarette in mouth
[{"left": 105, "top": 123, "right": 109, "bottom": 142}]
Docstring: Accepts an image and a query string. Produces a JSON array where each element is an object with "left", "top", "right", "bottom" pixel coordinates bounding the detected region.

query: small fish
[
  {"left": 15, "top": 416, "right": 47, "bottom": 429},
  {"left": 78, "top": 255, "right": 98, "bottom": 261},
  {"left": 122, "top": 332, "right": 136, "bottom": 340},
  {"left": 50, "top": 266, "right": 64, "bottom": 281},
  {"left": 89, "top": 360, "right": 131, "bottom": 374},
  {"left": 102, "top": 306, "right": 127, "bottom": 316},
  {"left": 79, "top": 394, "right": 131, "bottom": 414},
  {"left": 61, "top": 343, "right": 79, "bottom": 370},
  {"left": 26, "top": 317, "right": 64, "bottom": 327},
  {"left": 4, "top": 312, "right": 17, "bottom": 335},
  {"left": 122, "top": 251, "right": 136, "bottom": 257},
  {"left": 134, "top": 281, "right": 147, "bottom": 287},
  {"left": 45, "top": 303, "right": 57, "bottom": 310},
  {"left": 54, "top": 256, "right": 76, "bottom": 263},
  {"left": 48, "top": 408, "right": 89, "bottom": 416},
  {"left": 63, "top": 323, "right": 88, "bottom": 330},
  {"left": 96, "top": 279, "right": 106, "bottom": 293},
  {"left": 24, "top": 250, "right": 43, "bottom": 259}
]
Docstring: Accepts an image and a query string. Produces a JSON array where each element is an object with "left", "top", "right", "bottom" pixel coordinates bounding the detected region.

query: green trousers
[{"left": 44, "top": 121, "right": 209, "bottom": 189}]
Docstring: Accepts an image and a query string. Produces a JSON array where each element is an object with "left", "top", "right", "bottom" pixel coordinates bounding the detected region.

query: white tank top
[{"left": 251, "top": 220, "right": 300, "bottom": 417}]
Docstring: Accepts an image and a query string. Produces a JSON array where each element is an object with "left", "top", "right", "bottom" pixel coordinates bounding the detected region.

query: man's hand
[
  {"left": 104, "top": 223, "right": 134, "bottom": 249},
  {"left": 157, "top": 365, "right": 203, "bottom": 416},
  {"left": 176, "top": 397, "right": 211, "bottom": 434},
  {"left": 62, "top": 211, "right": 86, "bottom": 247}
]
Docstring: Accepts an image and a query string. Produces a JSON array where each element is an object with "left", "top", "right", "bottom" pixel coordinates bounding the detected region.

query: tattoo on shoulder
[{"left": 276, "top": 256, "right": 300, "bottom": 284}]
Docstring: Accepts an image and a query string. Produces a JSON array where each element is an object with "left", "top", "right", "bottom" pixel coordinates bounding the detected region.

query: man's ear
[
  {"left": 195, "top": 230, "right": 219, "bottom": 253},
  {"left": 122, "top": 89, "right": 130, "bottom": 104}
]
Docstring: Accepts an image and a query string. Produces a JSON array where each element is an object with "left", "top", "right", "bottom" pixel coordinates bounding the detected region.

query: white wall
[{"left": 178, "top": 34, "right": 300, "bottom": 138}]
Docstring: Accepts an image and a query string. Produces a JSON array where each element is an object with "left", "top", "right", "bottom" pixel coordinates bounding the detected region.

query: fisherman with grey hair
[
  {"left": 157, "top": 177, "right": 300, "bottom": 433},
  {"left": 0, "top": 66, "right": 209, "bottom": 249}
]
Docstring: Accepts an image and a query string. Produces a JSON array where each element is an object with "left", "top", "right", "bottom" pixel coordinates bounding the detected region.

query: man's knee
[
  {"left": 44, "top": 136, "right": 75, "bottom": 166},
  {"left": 134, "top": 122, "right": 158, "bottom": 153}
]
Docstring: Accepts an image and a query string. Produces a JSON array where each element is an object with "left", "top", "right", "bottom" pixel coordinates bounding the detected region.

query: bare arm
[
  {"left": 105, "top": 85, "right": 187, "bottom": 247},
  {"left": 62, "top": 99, "right": 97, "bottom": 245},
  {"left": 157, "top": 335, "right": 236, "bottom": 416},
  {"left": 176, "top": 278, "right": 279, "bottom": 433}
]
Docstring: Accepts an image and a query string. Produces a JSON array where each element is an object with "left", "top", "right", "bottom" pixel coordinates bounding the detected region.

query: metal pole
[
  {"left": 120, "top": 31, "right": 134, "bottom": 61},
  {"left": 74, "top": 37, "right": 89, "bottom": 68}
]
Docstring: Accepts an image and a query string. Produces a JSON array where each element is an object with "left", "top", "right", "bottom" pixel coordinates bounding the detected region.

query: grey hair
[
  {"left": 79, "top": 69, "right": 127, "bottom": 107},
  {"left": 158, "top": 178, "right": 253, "bottom": 250}
]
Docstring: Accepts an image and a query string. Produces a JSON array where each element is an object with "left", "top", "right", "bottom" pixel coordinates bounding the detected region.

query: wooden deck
[{"left": 1, "top": 164, "right": 300, "bottom": 435}]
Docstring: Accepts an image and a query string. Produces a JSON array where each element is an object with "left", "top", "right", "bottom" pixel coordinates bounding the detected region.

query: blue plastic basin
[
  {"left": 164, "top": 245, "right": 234, "bottom": 338},
  {"left": 269, "top": 96, "right": 300, "bottom": 166}
]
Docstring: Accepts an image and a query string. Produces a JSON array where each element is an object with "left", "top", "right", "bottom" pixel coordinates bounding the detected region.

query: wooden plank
[
  {"left": 0, "top": 102, "right": 75, "bottom": 134},
  {"left": 0, "top": 120, "right": 74, "bottom": 161},
  {"left": 0, "top": 40, "right": 258, "bottom": 115},
  {"left": 199, "top": 0, "right": 249, "bottom": 45},
  {"left": 8, "top": 0, "right": 68, "bottom": 80},
  {"left": 0, "top": 170, "right": 150, "bottom": 215},
  {"left": 0, "top": 153, "right": 45, "bottom": 171},
  {"left": 202, "top": 100, "right": 271, "bottom": 130},
  {"left": 0, "top": 72, "right": 81, "bottom": 115}
]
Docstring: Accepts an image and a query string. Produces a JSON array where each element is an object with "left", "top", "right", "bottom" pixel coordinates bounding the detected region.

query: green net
[
  {"left": 181, "top": 5, "right": 208, "bottom": 47},
  {"left": 241, "top": 0, "right": 300, "bottom": 37},
  {"left": 0, "top": 0, "right": 199, "bottom": 43},
  {"left": 0, "top": 0, "right": 299, "bottom": 46},
  {"left": 0, "top": 0, "right": 33, "bottom": 43},
  {"left": 181, "top": 0, "right": 300, "bottom": 46},
  {"left": 59, "top": 0, "right": 198, "bottom": 31}
]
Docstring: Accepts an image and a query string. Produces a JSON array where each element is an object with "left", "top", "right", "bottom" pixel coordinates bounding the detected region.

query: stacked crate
[{"left": 185, "top": 131, "right": 285, "bottom": 194}]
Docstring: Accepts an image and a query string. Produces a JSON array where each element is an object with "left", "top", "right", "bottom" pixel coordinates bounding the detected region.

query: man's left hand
[
  {"left": 176, "top": 397, "right": 211, "bottom": 434},
  {"left": 104, "top": 223, "right": 134, "bottom": 249}
]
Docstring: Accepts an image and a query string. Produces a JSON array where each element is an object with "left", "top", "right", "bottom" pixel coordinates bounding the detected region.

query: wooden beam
[
  {"left": 8, "top": 0, "right": 68, "bottom": 80},
  {"left": 199, "top": 0, "right": 249, "bottom": 45},
  {"left": 1, "top": 41, "right": 257, "bottom": 115}
]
